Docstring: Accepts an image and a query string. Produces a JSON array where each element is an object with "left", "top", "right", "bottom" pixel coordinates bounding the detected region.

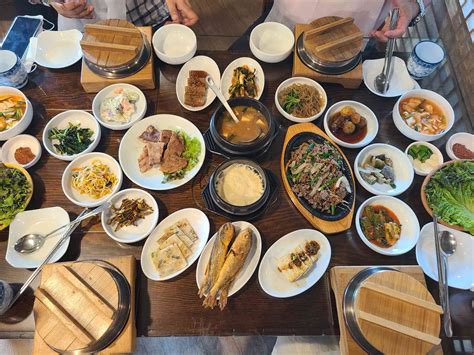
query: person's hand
[
  {"left": 50, "top": 0, "right": 95, "bottom": 19},
  {"left": 371, "top": 0, "right": 420, "bottom": 42},
  {"left": 165, "top": 0, "right": 199, "bottom": 26}
]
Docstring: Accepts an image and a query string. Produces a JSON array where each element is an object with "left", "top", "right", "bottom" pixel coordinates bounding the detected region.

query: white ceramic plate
[
  {"left": 323, "top": 100, "right": 379, "bottom": 148},
  {"left": 6, "top": 207, "right": 70, "bottom": 268},
  {"left": 354, "top": 143, "right": 414, "bottom": 196},
  {"left": 176, "top": 56, "right": 220, "bottom": 111},
  {"left": 92, "top": 83, "right": 147, "bottom": 130},
  {"left": 221, "top": 57, "right": 264, "bottom": 100},
  {"left": 101, "top": 188, "right": 159, "bottom": 243},
  {"left": 196, "top": 221, "right": 262, "bottom": 298},
  {"left": 62, "top": 152, "right": 123, "bottom": 207},
  {"left": 119, "top": 114, "right": 205, "bottom": 191},
  {"left": 141, "top": 208, "right": 210, "bottom": 281},
  {"left": 258, "top": 229, "right": 331, "bottom": 298},
  {"left": 355, "top": 196, "right": 420, "bottom": 256},
  {"left": 446, "top": 132, "right": 474, "bottom": 160},
  {"left": 34, "top": 30, "right": 83, "bottom": 69},
  {"left": 1, "top": 134, "right": 42, "bottom": 169},
  {"left": 416, "top": 223, "right": 474, "bottom": 290},
  {"left": 405, "top": 141, "right": 443, "bottom": 176}
]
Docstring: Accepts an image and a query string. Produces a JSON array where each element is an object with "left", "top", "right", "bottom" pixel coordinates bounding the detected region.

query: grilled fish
[
  {"left": 203, "top": 228, "right": 253, "bottom": 310},
  {"left": 198, "top": 223, "right": 234, "bottom": 298}
]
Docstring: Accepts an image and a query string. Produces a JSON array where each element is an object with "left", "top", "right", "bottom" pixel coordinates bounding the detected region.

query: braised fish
[
  {"left": 203, "top": 228, "right": 253, "bottom": 310},
  {"left": 198, "top": 223, "right": 234, "bottom": 298}
]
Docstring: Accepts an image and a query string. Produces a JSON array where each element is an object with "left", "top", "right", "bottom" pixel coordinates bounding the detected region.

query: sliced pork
[{"left": 139, "top": 125, "right": 161, "bottom": 142}]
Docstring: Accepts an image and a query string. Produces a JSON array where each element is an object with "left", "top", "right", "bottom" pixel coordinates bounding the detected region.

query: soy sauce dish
[{"left": 209, "top": 159, "right": 270, "bottom": 216}]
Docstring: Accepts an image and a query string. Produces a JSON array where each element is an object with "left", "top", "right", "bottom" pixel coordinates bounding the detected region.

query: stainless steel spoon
[
  {"left": 440, "top": 230, "right": 456, "bottom": 338},
  {"left": 374, "top": 8, "right": 400, "bottom": 93},
  {"left": 14, "top": 202, "right": 111, "bottom": 254}
]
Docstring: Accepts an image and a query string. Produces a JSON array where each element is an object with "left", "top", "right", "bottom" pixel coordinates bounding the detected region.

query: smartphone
[{"left": 1, "top": 16, "right": 43, "bottom": 59}]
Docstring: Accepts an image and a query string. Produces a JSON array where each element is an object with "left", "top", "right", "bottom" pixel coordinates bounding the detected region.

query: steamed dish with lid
[
  {"left": 0, "top": 94, "right": 26, "bottom": 132},
  {"left": 217, "top": 106, "right": 269, "bottom": 144},
  {"left": 359, "top": 205, "right": 401, "bottom": 248},
  {"left": 328, "top": 106, "right": 367, "bottom": 144},
  {"left": 100, "top": 87, "right": 139, "bottom": 123},
  {"left": 278, "top": 83, "right": 323, "bottom": 118},
  {"left": 399, "top": 97, "right": 447, "bottom": 135}
]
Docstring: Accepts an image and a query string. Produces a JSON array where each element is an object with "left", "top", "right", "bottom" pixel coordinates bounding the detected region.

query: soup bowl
[
  {"left": 0, "top": 86, "right": 33, "bottom": 141},
  {"left": 209, "top": 97, "right": 277, "bottom": 157}
]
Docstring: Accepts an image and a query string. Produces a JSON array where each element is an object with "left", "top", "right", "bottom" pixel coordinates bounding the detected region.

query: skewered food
[
  {"left": 359, "top": 154, "right": 396, "bottom": 188},
  {"left": 228, "top": 65, "right": 258, "bottom": 98},
  {"left": 184, "top": 70, "right": 208, "bottom": 107},
  {"left": 277, "top": 240, "right": 320, "bottom": 282},
  {"left": 278, "top": 83, "right": 323, "bottom": 118},
  {"left": 107, "top": 198, "right": 153, "bottom": 232},
  {"left": 359, "top": 205, "right": 401, "bottom": 248}
]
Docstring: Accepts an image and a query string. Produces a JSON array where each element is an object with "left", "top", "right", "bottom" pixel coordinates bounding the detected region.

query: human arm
[
  {"left": 29, "top": 0, "right": 95, "bottom": 19},
  {"left": 165, "top": 0, "right": 198, "bottom": 26}
]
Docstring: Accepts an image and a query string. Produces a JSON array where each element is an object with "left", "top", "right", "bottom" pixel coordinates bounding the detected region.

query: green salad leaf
[
  {"left": 0, "top": 165, "right": 32, "bottom": 229},
  {"left": 424, "top": 161, "right": 474, "bottom": 234}
]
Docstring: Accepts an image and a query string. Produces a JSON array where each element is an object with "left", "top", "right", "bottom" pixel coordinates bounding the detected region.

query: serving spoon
[
  {"left": 440, "top": 230, "right": 456, "bottom": 338},
  {"left": 14, "top": 201, "right": 111, "bottom": 254}
]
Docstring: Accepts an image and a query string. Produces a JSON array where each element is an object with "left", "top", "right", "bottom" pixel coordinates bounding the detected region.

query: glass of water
[{"left": 407, "top": 40, "right": 445, "bottom": 79}]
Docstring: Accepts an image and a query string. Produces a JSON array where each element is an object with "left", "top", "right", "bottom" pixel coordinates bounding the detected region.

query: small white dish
[
  {"left": 92, "top": 83, "right": 147, "bottom": 130},
  {"left": 6, "top": 207, "right": 70, "bottom": 268},
  {"left": 355, "top": 143, "right": 414, "bottom": 196},
  {"left": 62, "top": 152, "right": 122, "bottom": 208},
  {"left": 274, "top": 77, "right": 327, "bottom": 123},
  {"left": 405, "top": 141, "right": 443, "bottom": 176},
  {"left": 196, "top": 221, "right": 262, "bottom": 298},
  {"left": 393, "top": 89, "right": 455, "bottom": 142},
  {"left": 43, "top": 110, "right": 101, "bottom": 161},
  {"left": 416, "top": 223, "right": 474, "bottom": 290},
  {"left": 249, "top": 22, "right": 294, "bottom": 63},
  {"left": 34, "top": 30, "right": 83, "bottom": 69},
  {"left": 119, "top": 114, "right": 205, "bottom": 191},
  {"left": 221, "top": 57, "right": 264, "bottom": 100},
  {"left": 323, "top": 100, "right": 379, "bottom": 148},
  {"left": 101, "top": 188, "right": 159, "bottom": 243},
  {"left": 1, "top": 134, "right": 42, "bottom": 168},
  {"left": 141, "top": 208, "right": 210, "bottom": 281},
  {"left": 176, "top": 55, "right": 220, "bottom": 111},
  {"left": 446, "top": 132, "right": 474, "bottom": 160},
  {"left": 362, "top": 57, "right": 419, "bottom": 97},
  {"left": 258, "top": 229, "right": 331, "bottom": 298},
  {"left": 152, "top": 24, "right": 196, "bottom": 65},
  {"left": 0, "top": 87, "right": 33, "bottom": 141},
  {"left": 356, "top": 195, "right": 420, "bottom": 256}
]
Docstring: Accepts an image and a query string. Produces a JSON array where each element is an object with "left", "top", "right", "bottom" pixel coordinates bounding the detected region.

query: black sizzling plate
[{"left": 283, "top": 132, "right": 355, "bottom": 222}]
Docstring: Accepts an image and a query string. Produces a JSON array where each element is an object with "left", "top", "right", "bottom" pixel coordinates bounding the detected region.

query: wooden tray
[
  {"left": 280, "top": 123, "right": 355, "bottom": 234},
  {"left": 33, "top": 255, "right": 136, "bottom": 354},
  {"left": 330, "top": 266, "right": 443, "bottom": 355}
]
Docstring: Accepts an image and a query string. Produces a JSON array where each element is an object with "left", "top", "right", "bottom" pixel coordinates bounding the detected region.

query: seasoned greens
[
  {"left": 48, "top": 123, "right": 94, "bottom": 155},
  {"left": 0, "top": 165, "right": 32, "bottom": 229}
]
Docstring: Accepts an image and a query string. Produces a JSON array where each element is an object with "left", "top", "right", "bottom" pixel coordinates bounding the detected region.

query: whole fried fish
[
  {"left": 198, "top": 223, "right": 234, "bottom": 298},
  {"left": 203, "top": 228, "right": 253, "bottom": 310}
]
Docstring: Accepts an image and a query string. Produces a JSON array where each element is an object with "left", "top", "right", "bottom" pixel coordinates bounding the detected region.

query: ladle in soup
[{"left": 206, "top": 75, "right": 240, "bottom": 124}]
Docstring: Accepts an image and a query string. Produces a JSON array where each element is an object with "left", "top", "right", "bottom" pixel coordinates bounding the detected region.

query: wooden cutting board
[
  {"left": 330, "top": 266, "right": 443, "bottom": 355},
  {"left": 32, "top": 255, "right": 136, "bottom": 354}
]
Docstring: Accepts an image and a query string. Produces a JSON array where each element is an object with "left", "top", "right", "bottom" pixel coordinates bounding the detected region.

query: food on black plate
[
  {"left": 107, "top": 197, "right": 154, "bottom": 232},
  {"left": 328, "top": 106, "right": 367, "bottom": 144},
  {"left": 228, "top": 65, "right": 258, "bottom": 98},
  {"left": 452, "top": 143, "right": 474, "bottom": 160},
  {"left": 48, "top": 122, "right": 94, "bottom": 155},
  {"left": 287, "top": 139, "right": 352, "bottom": 215},
  {"left": 399, "top": 97, "right": 446, "bottom": 135},
  {"left": 14, "top": 147, "right": 36, "bottom": 165},
  {"left": 359, "top": 205, "right": 401, "bottom": 248},
  {"left": 184, "top": 70, "right": 208, "bottom": 107},
  {"left": 277, "top": 83, "right": 323, "bottom": 118},
  {"left": 359, "top": 154, "right": 396, "bottom": 188},
  {"left": 217, "top": 106, "right": 269, "bottom": 144}
]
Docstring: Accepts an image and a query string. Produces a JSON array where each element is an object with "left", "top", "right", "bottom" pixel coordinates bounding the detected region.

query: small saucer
[{"left": 1, "top": 134, "right": 42, "bottom": 169}]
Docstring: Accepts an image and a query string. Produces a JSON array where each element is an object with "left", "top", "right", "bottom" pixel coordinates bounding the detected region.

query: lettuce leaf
[{"left": 0, "top": 166, "right": 31, "bottom": 229}]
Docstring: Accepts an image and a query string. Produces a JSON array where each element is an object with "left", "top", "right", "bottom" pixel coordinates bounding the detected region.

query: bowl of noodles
[
  {"left": 62, "top": 152, "right": 123, "bottom": 207},
  {"left": 275, "top": 77, "right": 327, "bottom": 123}
]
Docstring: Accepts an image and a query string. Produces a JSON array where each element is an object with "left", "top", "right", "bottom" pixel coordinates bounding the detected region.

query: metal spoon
[
  {"left": 14, "top": 202, "right": 111, "bottom": 254},
  {"left": 374, "top": 8, "right": 399, "bottom": 93},
  {"left": 440, "top": 230, "right": 456, "bottom": 338}
]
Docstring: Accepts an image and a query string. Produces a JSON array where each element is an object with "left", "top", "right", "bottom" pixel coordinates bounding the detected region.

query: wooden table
[{"left": 0, "top": 51, "right": 472, "bottom": 352}]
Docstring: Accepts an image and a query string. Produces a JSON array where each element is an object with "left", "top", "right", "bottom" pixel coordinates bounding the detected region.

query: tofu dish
[{"left": 277, "top": 240, "right": 320, "bottom": 282}]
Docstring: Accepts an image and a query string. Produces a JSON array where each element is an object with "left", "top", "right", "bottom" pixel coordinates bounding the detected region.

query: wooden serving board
[
  {"left": 330, "top": 266, "right": 443, "bottom": 355},
  {"left": 80, "top": 26, "right": 155, "bottom": 93},
  {"left": 293, "top": 24, "right": 362, "bottom": 89},
  {"left": 33, "top": 255, "right": 136, "bottom": 354},
  {"left": 280, "top": 123, "right": 355, "bottom": 234}
]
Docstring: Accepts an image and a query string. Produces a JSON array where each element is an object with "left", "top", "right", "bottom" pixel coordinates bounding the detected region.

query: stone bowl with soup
[
  {"left": 209, "top": 97, "right": 277, "bottom": 157},
  {"left": 0, "top": 87, "right": 33, "bottom": 141},
  {"left": 392, "top": 89, "right": 454, "bottom": 141},
  {"left": 209, "top": 158, "right": 270, "bottom": 216}
]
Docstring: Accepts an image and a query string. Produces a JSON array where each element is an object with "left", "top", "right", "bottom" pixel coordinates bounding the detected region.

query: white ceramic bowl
[
  {"left": 405, "top": 141, "right": 443, "bottom": 176},
  {"left": 152, "top": 24, "right": 197, "bottom": 65},
  {"left": 43, "top": 110, "right": 101, "bottom": 161},
  {"left": 354, "top": 143, "right": 414, "bottom": 196},
  {"left": 221, "top": 57, "right": 265, "bottom": 100},
  {"left": 0, "top": 87, "right": 33, "bottom": 141},
  {"left": 356, "top": 195, "right": 420, "bottom": 256},
  {"left": 250, "top": 22, "right": 294, "bottom": 63},
  {"left": 35, "top": 29, "right": 83, "bottom": 69},
  {"left": 62, "top": 152, "right": 122, "bottom": 207},
  {"left": 101, "top": 188, "right": 159, "bottom": 243},
  {"left": 393, "top": 89, "right": 455, "bottom": 141},
  {"left": 445, "top": 132, "right": 474, "bottom": 160},
  {"left": 92, "top": 83, "right": 147, "bottom": 130},
  {"left": 323, "top": 100, "right": 378, "bottom": 148},
  {"left": 274, "top": 77, "right": 327, "bottom": 123},
  {"left": 1, "top": 134, "right": 42, "bottom": 168}
]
